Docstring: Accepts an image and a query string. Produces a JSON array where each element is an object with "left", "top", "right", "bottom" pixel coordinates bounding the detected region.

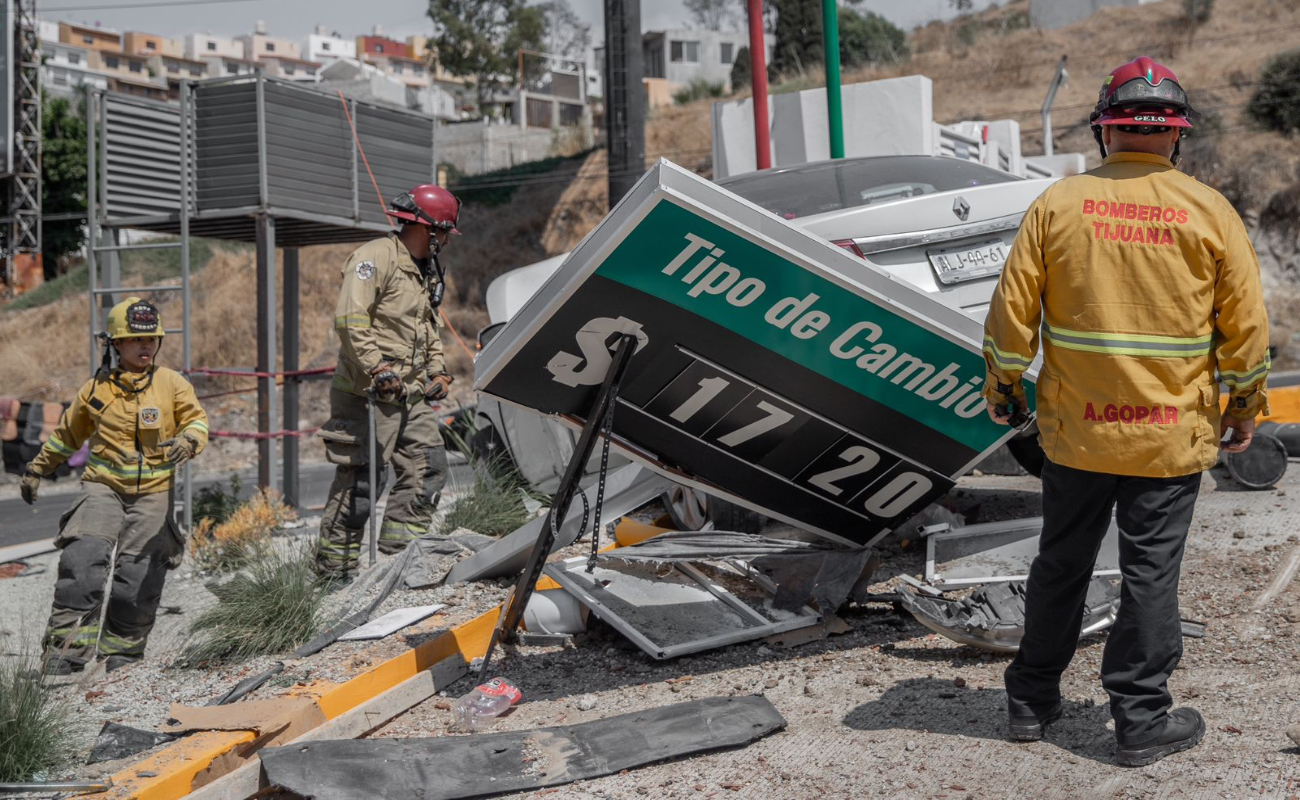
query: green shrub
[
  {"left": 185, "top": 540, "right": 326, "bottom": 665},
  {"left": 0, "top": 650, "right": 72, "bottom": 781},
  {"left": 193, "top": 472, "right": 243, "bottom": 526},
  {"left": 1249, "top": 48, "right": 1300, "bottom": 136},
  {"left": 441, "top": 466, "right": 535, "bottom": 537},
  {"left": 673, "top": 79, "right": 726, "bottom": 105}
]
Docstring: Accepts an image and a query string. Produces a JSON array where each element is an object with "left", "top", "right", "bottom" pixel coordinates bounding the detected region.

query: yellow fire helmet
[{"left": 105, "top": 296, "right": 165, "bottom": 340}]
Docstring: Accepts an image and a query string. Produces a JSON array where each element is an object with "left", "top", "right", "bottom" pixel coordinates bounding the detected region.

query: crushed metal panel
[
  {"left": 898, "top": 576, "right": 1121, "bottom": 653},
  {"left": 259, "top": 695, "right": 786, "bottom": 800},
  {"left": 926, "top": 516, "right": 1121, "bottom": 587},
  {"left": 444, "top": 462, "right": 671, "bottom": 584},
  {"left": 474, "top": 159, "right": 1036, "bottom": 547},
  {"left": 543, "top": 556, "right": 821, "bottom": 659}
]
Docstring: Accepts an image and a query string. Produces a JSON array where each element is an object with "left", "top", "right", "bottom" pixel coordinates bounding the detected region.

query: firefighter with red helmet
[
  {"left": 315, "top": 185, "right": 461, "bottom": 578},
  {"left": 983, "top": 57, "right": 1269, "bottom": 765}
]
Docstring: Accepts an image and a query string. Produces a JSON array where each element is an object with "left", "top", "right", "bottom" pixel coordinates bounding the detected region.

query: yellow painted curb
[{"left": 96, "top": 517, "right": 658, "bottom": 799}]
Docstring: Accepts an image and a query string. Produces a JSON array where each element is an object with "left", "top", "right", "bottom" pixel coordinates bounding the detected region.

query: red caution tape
[{"left": 209, "top": 427, "right": 321, "bottom": 440}]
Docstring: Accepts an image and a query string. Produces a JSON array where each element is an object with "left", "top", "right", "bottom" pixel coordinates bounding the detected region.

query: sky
[{"left": 37, "top": 0, "right": 999, "bottom": 46}]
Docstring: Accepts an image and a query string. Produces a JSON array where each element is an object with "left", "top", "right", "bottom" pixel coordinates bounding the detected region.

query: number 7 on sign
[{"left": 669, "top": 377, "right": 795, "bottom": 448}]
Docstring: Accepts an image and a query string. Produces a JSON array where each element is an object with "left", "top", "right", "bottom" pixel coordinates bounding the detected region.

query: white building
[
  {"left": 201, "top": 54, "right": 260, "bottom": 78},
  {"left": 305, "top": 26, "right": 355, "bottom": 64},
  {"left": 42, "top": 40, "right": 109, "bottom": 97},
  {"left": 186, "top": 33, "right": 244, "bottom": 60},
  {"left": 261, "top": 55, "right": 323, "bottom": 82},
  {"left": 37, "top": 18, "right": 60, "bottom": 43},
  {"left": 643, "top": 28, "right": 770, "bottom": 92}
]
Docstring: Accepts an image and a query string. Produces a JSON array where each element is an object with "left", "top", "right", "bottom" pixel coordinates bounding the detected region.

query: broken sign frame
[
  {"left": 543, "top": 556, "right": 821, "bottom": 659},
  {"left": 925, "top": 516, "right": 1121, "bottom": 587}
]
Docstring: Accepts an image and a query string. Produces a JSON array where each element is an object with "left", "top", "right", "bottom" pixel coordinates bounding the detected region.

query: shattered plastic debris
[
  {"left": 898, "top": 577, "right": 1121, "bottom": 653},
  {"left": 86, "top": 722, "right": 177, "bottom": 765}
]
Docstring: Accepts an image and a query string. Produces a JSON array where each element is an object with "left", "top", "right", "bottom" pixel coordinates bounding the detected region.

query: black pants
[{"left": 1004, "top": 459, "right": 1201, "bottom": 744}]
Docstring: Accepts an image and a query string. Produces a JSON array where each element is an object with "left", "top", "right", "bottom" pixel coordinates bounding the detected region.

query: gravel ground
[
  {"left": 2, "top": 464, "right": 1299, "bottom": 798},
  {"left": 366, "top": 468, "right": 1300, "bottom": 800}
]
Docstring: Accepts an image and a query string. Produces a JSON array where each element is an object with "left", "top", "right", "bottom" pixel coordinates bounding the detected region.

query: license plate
[{"left": 928, "top": 238, "right": 1008, "bottom": 285}]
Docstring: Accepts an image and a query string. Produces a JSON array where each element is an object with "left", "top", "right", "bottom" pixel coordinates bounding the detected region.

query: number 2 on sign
[{"left": 807, "top": 445, "right": 934, "bottom": 518}]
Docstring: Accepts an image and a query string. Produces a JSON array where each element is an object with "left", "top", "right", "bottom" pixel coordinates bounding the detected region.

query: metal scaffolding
[
  {"left": 86, "top": 74, "right": 437, "bottom": 527},
  {"left": 6, "top": 0, "right": 40, "bottom": 286}
]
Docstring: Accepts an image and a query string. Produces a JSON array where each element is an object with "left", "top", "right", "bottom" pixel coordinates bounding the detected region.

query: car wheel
[
  {"left": 1006, "top": 434, "right": 1045, "bottom": 478},
  {"left": 663, "top": 484, "right": 711, "bottom": 531}
]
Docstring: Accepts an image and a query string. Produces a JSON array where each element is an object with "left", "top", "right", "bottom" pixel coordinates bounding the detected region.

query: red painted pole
[{"left": 747, "top": 0, "right": 771, "bottom": 170}]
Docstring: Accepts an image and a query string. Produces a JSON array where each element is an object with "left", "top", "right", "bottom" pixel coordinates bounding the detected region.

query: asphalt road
[{"left": 2, "top": 462, "right": 336, "bottom": 549}]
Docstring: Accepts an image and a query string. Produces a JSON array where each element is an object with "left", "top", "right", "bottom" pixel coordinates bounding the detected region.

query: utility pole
[
  {"left": 1040, "top": 55, "right": 1068, "bottom": 157},
  {"left": 822, "top": 0, "right": 844, "bottom": 159},
  {"left": 603, "top": 0, "right": 645, "bottom": 206},
  {"left": 746, "top": 0, "right": 770, "bottom": 170},
  {"left": 6, "top": 0, "right": 40, "bottom": 290}
]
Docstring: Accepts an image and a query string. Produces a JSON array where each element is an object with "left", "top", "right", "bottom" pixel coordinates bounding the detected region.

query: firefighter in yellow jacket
[
  {"left": 982, "top": 58, "right": 1269, "bottom": 766},
  {"left": 314, "top": 186, "right": 459, "bottom": 578},
  {"left": 21, "top": 297, "right": 208, "bottom": 674}
]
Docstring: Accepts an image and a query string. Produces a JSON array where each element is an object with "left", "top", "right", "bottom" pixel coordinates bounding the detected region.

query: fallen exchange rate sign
[{"left": 474, "top": 160, "right": 1036, "bottom": 545}]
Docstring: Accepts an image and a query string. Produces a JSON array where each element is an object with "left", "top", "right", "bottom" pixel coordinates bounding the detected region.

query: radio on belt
[{"left": 474, "top": 159, "right": 1038, "bottom": 547}]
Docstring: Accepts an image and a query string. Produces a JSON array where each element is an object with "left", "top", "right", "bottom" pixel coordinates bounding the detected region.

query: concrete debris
[
  {"left": 898, "top": 577, "right": 1121, "bottom": 653},
  {"left": 576, "top": 694, "right": 598, "bottom": 711},
  {"left": 258, "top": 695, "right": 786, "bottom": 800},
  {"left": 336, "top": 605, "right": 445, "bottom": 641}
]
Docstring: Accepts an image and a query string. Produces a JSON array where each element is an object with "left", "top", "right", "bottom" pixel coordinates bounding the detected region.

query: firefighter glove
[
  {"left": 370, "top": 363, "right": 404, "bottom": 402},
  {"left": 20, "top": 470, "right": 40, "bottom": 505},
  {"left": 424, "top": 372, "right": 454, "bottom": 404},
  {"left": 163, "top": 434, "right": 199, "bottom": 466}
]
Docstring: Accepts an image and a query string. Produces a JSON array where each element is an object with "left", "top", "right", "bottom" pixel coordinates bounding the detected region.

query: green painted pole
[{"left": 822, "top": 0, "right": 844, "bottom": 158}]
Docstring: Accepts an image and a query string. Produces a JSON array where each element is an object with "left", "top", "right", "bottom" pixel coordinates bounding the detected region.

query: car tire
[
  {"left": 1006, "top": 433, "right": 1045, "bottom": 478},
  {"left": 662, "top": 485, "right": 765, "bottom": 533}
]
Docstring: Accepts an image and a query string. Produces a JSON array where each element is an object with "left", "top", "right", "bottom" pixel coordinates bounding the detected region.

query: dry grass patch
[
  {"left": 0, "top": 649, "right": 73, "bottom": 781},
  {"left": 189, "top": 487, "right": 295, "bottom": 573}
]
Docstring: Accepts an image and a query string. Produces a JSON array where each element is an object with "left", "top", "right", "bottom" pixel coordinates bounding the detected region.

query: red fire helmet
[
  {"left": 1090, "top": 56, "right": 1197, "bottom": 129},
  {"left": 389, "top": 184, "right": 461, "bottom": 234}
]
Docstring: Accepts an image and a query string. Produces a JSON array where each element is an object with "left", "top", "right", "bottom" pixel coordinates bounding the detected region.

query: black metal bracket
[{"left": 476, "top": 332, "right": 640, "bottom": 680}]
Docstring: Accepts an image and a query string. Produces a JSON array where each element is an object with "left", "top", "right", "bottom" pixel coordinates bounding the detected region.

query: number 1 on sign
[{"left": 669, "top": 377, "right": 729, "bottom": 423}]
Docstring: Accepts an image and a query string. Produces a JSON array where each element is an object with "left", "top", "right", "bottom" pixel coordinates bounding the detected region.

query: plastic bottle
[{"left": 452, "top": 677, "right": 523, "bottom": 731}]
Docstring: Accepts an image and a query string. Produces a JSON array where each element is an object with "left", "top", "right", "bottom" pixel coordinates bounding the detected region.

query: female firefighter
[{"left": 20, "top": 297, "right": 209, "bottom": 674}]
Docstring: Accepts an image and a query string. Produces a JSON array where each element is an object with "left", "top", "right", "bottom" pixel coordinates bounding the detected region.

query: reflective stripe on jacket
[
  {"left": 28, "top": 366, "right": 209, "bottom": 494},
  {"left": 982, "top": 151, "right": 1270, "bottom": 478},
  {"left": 332, "top": 235, "right": 445, "bottom": 404}
]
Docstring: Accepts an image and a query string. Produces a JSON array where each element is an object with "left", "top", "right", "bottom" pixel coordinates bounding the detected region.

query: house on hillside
[
  {"left": 1030, "top": 0, "right": 1161, "bottom": 29},
  {"left": 596, "top": 28, "right": 774, "bottom": 108}
]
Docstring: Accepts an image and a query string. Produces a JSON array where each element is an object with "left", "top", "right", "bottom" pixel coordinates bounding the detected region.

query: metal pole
[
  {"left": 1041, "top": 55, "right": 1068, "bottom": 158},
  {"left": 822, "top": 0, "right": 844, "bottom": 159},
  {"left": 747, "top": 0, "right": 771, "bottom": 170},
  {"left": 85, "top": 88, "right": 98, "bottom": 374},
  {"left": 180, "top": 80, "right": 193, "bottom": 532},
  {"left": 255, "top": 75, "right": 268, "bottom": 208},
  {"left": 282, "top": 247, "right": 300, "bottom": 508},
  {"left": 254, "top": 214, "right": 278, "bottom": 493},
  {"left": 603, "top": 0, "right": 646, "bottom": 205},
  {"left": 366, "top": 389, "right": 378, "bottom": 567}
]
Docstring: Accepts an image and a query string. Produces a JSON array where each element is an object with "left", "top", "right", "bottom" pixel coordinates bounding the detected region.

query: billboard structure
[
  {"left": 475, "top": 159, "right": 1038, "bottom": 547},
  {"left": 0, "top": 0, "right": 12, "bottom": 179}
]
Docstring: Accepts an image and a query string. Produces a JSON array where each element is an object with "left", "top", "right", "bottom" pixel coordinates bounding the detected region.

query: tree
[
  {"left": 428, "top": 0, "right": 546, "bottom": 115},
  {"left": 1248, "top": 48, "right": 1300, "bottom": 137},
  {"left": 41, "top": 95, "right": 87, "bottom": 277},
  {"left": 685, "top": 0, "right": 738, "bottom": 31},
  {"left": 838, "top": 8, "right": 907, "bottom": 68},
  {"left": 730, "top": 44, "right": 752, "bottom": 90},
  {"left": 541, "top": 0, "right": 590, "bottom": 61},
  {"left": 769, "top": 0, "right": 822, "bottom": 75}
]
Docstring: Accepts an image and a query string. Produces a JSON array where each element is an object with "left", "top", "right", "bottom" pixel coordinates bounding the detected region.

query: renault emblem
[{"left": 953, "top": 196, "right": 971, "bottom": 222}]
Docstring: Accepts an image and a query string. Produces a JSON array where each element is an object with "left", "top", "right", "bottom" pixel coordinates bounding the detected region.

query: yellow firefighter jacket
[
  {"left": 28, "top": 366, "right": 209, "bottom": 494},
  {"left": 983, "top": 151, "right": 1270, "bottom": 478},
  {"left": 332, "top": 234, "right": 445, "bottom": 405}
]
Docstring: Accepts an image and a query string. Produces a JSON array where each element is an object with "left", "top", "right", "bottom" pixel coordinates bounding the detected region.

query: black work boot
[
  {"left": 1116, "top": 707, "right": 1205, "bottom": 767},
  {"left": 42, "top": 656, "right": 81, "bottom": 676},
  {"left": 104, "top": 655, "right": 139, "bottom": 673},
  {"left": 1009, "top": 701, "right": 1063, "bottom": 741}
]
